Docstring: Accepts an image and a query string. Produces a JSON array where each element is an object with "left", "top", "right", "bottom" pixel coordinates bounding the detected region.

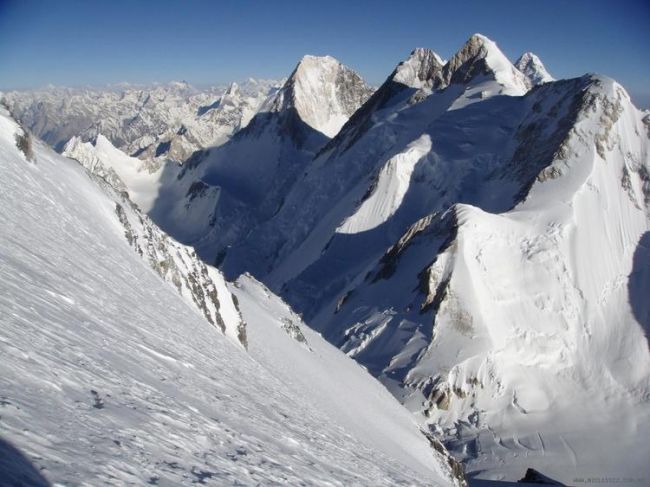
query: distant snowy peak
[
  {"left": 515, "top": 51, "right": 555, "bottom": 86},
  {"left": 442, "top": 33, "right": 529, "bottom": 95},
  {"left": 223, "top": 81, "right": 241, "bottom": 100},
  {"left": 391, "top": 48, "right": 446, "bottom": 90},
  {"left": 265, "top": 55, "right": 374, "bottom": 137}
]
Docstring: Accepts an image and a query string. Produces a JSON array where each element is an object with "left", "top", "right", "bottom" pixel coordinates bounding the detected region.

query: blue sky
[{"left": 1, "top": 0, "right": 648, "bottom": 106}]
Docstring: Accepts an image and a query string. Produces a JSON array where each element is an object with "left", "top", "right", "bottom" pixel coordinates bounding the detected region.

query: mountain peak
[
  {"left": 441, "top": 33, "right": 528, "bottom": 94},
  {"left": 225, "top": 81, "right": 240, "bottom": 95},
  {"left": 391, "top": 47, "right": 445, "bottom": 89},
  {"left": 220, "top": 82, "right": 242, "bottom": 106},
  {"left": 266, "top": 54, "right": 373, "bottom": 138},
  {"left": 295, "top": 54, "right": 339, "bottom": 70},
  {"left": 515, "top": 51, "right": 554, "bottom": 86}
]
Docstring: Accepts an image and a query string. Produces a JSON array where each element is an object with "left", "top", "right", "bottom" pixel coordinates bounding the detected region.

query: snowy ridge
[
  {"left": 0, "top": 107, "right": 463, "bottom": 486},
  {"left": 62, "top": 133, "right": 224, "bottom": 251},
  {"left": 111, "top": 189, "right": 247, "bottom": 347},
  {"left": 220, "top": 33, "right": 538, "bottom": 287},
  {"left": 63, "top": 134, "right": 163, "bottom": 212},
  {"left": 337, "top": 134, "right": 433, "bottom": 234}
]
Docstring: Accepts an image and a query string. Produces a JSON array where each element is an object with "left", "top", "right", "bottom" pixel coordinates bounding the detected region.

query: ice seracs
[{"left": 516, "top": 51, "right": 555, "bottom": 86}]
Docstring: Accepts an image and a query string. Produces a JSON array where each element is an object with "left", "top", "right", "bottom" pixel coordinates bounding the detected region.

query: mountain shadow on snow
[
  {"left": 0, "top": 437, "right": 51, "bottom": 487},
  {"left": 629, "top": 231, "right": 650, "bottom": 335}
]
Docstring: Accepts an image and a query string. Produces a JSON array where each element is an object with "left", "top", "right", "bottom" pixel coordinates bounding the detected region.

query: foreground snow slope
[{"left": 0, "top": 109, "right": 462, "bottom": 486}]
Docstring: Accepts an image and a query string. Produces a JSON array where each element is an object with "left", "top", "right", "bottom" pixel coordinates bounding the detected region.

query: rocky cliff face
[{"left": 112, "top": 190, "right": 247, "bottom": 348}]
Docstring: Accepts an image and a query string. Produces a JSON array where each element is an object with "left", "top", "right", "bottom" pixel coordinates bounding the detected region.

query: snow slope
[{"left": 0, "top": 108, "right": 463, "bottom": 486}]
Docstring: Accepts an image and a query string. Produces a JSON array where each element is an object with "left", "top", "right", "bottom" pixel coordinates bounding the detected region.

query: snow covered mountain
[
  {"left": 261, "top": 54, "right": 374, "bottom": 138},
  {"left": 57, "top": 55, "right": 373, "bottom": 265},
  {"left": 220, "top": 33, "right": 533, "bottom": 283},
  {"left": 4, "top": 78, "right": 281, "bottom": 162},
  {"left": 515, "top": 52, "right": 555, "bottom": 86},
  {"left": 205, "top": 34, "right": 648, "bottom": 485},
  {"left": 136, "top": 55, "right": 375, "bottom": 262},
  {"left": 0, "top": 108, "right": 464, "bottom": 486}
]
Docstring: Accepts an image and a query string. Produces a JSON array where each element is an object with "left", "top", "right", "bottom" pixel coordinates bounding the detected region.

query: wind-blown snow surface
[{"left": 0, "top": 109, "right": 462, "bottom": 486}]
